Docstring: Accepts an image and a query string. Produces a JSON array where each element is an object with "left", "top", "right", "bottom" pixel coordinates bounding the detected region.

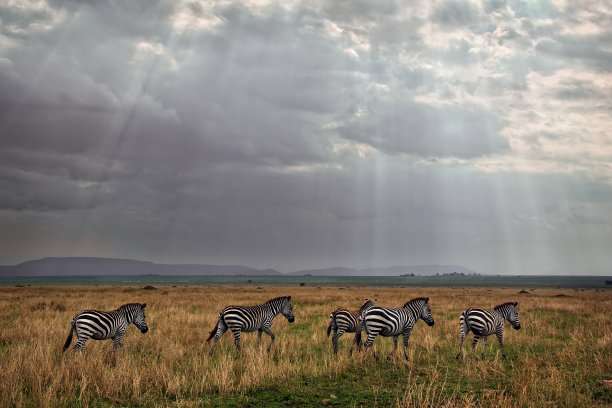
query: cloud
[
  {"left": 535, "top": 36, "right": 612, "bottom": 72},
  {"left": 430, "top": 0, "right": 482, "bottom": 30},
  {"left": 0, "top": 0, "right": 610, "bottom": 274},
  {"left": 336, "top": 100, "right": 507, "bottom": 159}
]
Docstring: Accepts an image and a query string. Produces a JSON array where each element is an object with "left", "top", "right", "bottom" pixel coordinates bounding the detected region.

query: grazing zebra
[
  {"left": 455, "top": 301, "right": 521, "bottom": 360},
  {"left": 362, "top": 297, "right": 435, "bottom": 360},
  {"left": 207, "top": 296, "right": 294, "bottom": 356},
  {"left": 327, "top": 298, "right": 376, "bottom": 355},
  {"left": 62, "top": 303, "right": 148, "bottom": 356}
]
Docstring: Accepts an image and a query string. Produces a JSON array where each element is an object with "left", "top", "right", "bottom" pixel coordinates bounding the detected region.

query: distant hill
[
  {"left": 0, "top": 257, "right": 281, "bottom": 276},
  {"left": 0, "top": 258, "right": 479, "bottom": 277},
  {"left": 287, "top": 265, "right": 477, "bottom": 276}
]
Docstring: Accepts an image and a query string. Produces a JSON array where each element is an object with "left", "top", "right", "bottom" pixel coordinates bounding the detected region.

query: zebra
[
  {"left": 62, "top": 303, "right": 148, "bottom": 356},
  {"left": 455, "top": 301, "right": 521, "bottom": 360},
  {"left": 327, "top": 298, "right": 376, "bottom": 355},
  {"left": 206, "top": 296, "right": 294, "bottom": 356},
  {"left": 362, "top": 297, "right": 435, "bottom": 360}
]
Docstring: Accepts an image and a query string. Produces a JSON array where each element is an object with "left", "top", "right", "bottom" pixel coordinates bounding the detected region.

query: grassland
[{"left": 0, "top": 285, "right": 610, "bottom": 407}]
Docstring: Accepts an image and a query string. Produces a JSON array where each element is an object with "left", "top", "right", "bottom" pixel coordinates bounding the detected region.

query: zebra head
[
  {"left": 420, "top": 298, "right": 435, "bottom": 326},
  {"left": 132, "top": 303, "right": 149, "bottom": 333},
  {"left": 508, "top": 302, "right": 520, "bottom": 330},
  {"left": 404, "top": 297, "right": 435, "bottom": 326},
  {"left": 281, "top": 296, "right": 295, "bottom": 323},
  {"left": 495, "top": 301, "right": 520, "bottom": 330}
]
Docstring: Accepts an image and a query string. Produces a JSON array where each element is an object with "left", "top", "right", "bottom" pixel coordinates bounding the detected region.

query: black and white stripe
[
  {"left": 327, "top": 299, "right": 376, "bottom": 355},
  {"left": 362, "top": 297, "right": 435, "bottom": 360},
  {"left": 455, "top": 301, "right": 521, "bottom": 360},
  {"left": 63, "top": 303, "right": 149, "bottom": 356},
  {"left": 207, "top": 296, "right": 295, "bottom": 355}
]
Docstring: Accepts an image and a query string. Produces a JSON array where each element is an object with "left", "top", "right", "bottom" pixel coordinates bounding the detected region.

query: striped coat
[
  {"left": 327, "top": 299, "right": 376, "bottom": 354},
  {"left": 455, "top": 301, "right": 521, "bottom": 359},
  {"left": 63, "top": 303, "right": 148, "bottom": 356},
  {"left": 207, "top": 296, "right": 294, "bottom": 356},
  {"left": 362, "top": 297, "right": 435, "bottom": 360}
]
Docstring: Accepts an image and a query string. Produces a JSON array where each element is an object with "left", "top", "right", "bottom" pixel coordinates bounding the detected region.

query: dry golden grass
[{"left": 0, "top": 285, "right": 610, "bottom": 407}]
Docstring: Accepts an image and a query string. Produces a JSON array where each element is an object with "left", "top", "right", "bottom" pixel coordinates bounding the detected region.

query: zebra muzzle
[{"left": 141, "top": 327, "right": 149, "bottom": 334}]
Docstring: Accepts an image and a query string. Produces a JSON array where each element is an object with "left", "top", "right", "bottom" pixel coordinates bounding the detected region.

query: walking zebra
[
  {"left": 362, "top": 297, "right": 435, "bottom": 360},
  {"left": 327, "top": 298, "right": 376, "bottom": 355},
  {"left": 455, "top": 301, "right": 521, "bottom": 360},
  {"left": 207, "top": 296, "right": 294, "bottom": 356},
  {"left": 62, "top": 303, "right": 148, "bottom": 356}
]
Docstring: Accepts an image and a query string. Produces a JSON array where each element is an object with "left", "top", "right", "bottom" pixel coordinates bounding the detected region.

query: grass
[{"left": 0, "top": 285, "right": 610, "bottom": 407}]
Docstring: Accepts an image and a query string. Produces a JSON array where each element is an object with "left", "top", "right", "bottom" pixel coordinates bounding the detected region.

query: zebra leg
[
  {"left": 496, "top": 329, "right": 506, "bottom": 359},
  {"left": 332, "top": 328, "right": 344, "bottom": 355},
  {"left": 113, "top": 329, "right": 126, "bottom": 350},
  {"left": 471, "top": 334, "right": 480, "bottom": 356},
  {"left": 257, "top": 329, "right": 263, "bottom": 347},
  {"left": 351, "top": 331, "right": 361, "bottom": 355},
  {"left": 354, "top": 328, "right": 364, "bottom": 353},
  {"left": 456, "top": 334, "right": 467, "bottom": 359},
  {"left": 481, "top": 336, "right": 488, "bottom": 359},
  {"left": 230, "top": 328, "right": 242, "bottom": 355},
  {"left": 363, "top": 332, "right": 379, "bottom": 361},
  {"left": 71, "top": 337, "right": 88, "bottom": 358},
  {"left": 387, "top": 336, "right": 399, "bottom": 360},
  {"left": 262, "top": 327, "right": 275, "bottom": 353},
  {"left": 455, "top": 322, "right": 469, "bottom": 359},
  {"left": 209, "top": 323, "right": 228, "bottom": 356},
  {"left": 402, "top": 331, "right": 412, "bottom": 360},
  {"left": 112, "top": 337, "right": 124, "bottom": 350}
]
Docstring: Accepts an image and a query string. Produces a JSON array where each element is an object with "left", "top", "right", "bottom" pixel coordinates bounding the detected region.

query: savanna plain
[{"left": 0, "top": 284, "right": 611, "bottom": 407}]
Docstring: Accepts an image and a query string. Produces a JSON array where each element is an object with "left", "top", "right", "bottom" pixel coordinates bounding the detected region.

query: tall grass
[{"left": 0, "top": 285, "right": 610, "bottom": 407}]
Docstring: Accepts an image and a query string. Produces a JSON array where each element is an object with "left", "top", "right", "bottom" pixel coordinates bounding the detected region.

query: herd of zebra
[{"left": 62, "top": 296, "right": 521, "bottom": 360}]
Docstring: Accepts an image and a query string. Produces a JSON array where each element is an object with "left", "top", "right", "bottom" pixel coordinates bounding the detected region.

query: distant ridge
[
  {"left": 0, "top": 257, "right": 281, "bottom": 277},
  {"left": 0, "top": 257, "right": 479, "bottom": 277},
  {"left": 287, "top": 265, "right": 477, "bottom": 276}
]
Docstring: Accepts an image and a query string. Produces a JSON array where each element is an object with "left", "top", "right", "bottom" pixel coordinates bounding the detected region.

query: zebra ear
[
  {"left": 142, "top": 303, "right": 147, "bottom": 309},
  {"left": 425, "top": 297, "right": 429, "bottom": 303},
  {"left": 513, "top": 302, "right": 518, "bottom": 307},
  {"left": 287, "top": 296, "right": 291, "bottom": 300}
]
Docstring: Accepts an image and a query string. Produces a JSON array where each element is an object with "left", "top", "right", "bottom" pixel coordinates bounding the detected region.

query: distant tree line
[{"left": 400, "top": 272, "right": 481, "bottom": 277}]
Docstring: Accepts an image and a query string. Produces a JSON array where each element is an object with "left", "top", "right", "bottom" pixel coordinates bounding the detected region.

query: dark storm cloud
[
  {"left": 0, "top": 162, "right": 108, "bottom": 211},
  {"left": 0, "top": 1, "right": 356, "bottom": 212}
]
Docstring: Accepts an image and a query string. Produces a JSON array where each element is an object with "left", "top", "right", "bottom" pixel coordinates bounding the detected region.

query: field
[{"left": 0, "top": 284, "right": 611, "bottom": 407}]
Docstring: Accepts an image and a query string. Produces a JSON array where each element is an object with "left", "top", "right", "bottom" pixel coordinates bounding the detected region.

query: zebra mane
[
  {"left": 494, "top": 301, "right": 518, "bottom": 310},
  {"left": 264, "top": 296, "right": 291, "bottom": 305},
  {"left": 358, "top": 299, "right": 376, "bottom": 313},
  {"left": 402, "top": 297, "right": 429, "bottom": 308},
  {"left": 116, "top": 303, "right": 144, "bottom": 311}
]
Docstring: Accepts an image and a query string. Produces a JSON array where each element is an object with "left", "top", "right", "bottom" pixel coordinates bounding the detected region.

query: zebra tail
[
  {"left": 355, "top": 329, "right": 362, "bottom": 347},
  {"left": 327, "top": 314, "right": 334, "bottom": 337},
  {"left": 460, "top": 310, "right": 471, "bottom": 333},
  {"left": 62, "top": 322, "right": 75, "bottom": 352},
  {"left": 206, "top": 317, "right": 220, "bottom": 342}
]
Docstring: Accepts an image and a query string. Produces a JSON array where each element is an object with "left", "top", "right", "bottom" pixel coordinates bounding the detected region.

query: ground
[{"left": 0, "top": 284, "right": 610, "bottom": 407}]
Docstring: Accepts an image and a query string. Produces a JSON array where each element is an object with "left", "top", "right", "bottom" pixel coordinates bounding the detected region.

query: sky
[{"left": 0, "top": 0, "right": 611, "bottom": 275}]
